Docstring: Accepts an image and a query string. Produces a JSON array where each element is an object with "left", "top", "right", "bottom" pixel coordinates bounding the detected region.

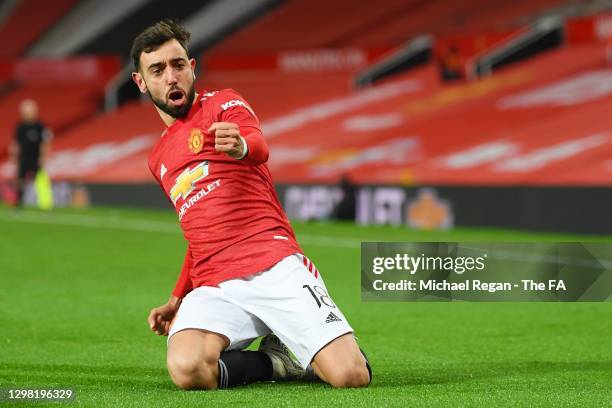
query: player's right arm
[
  {"left": 147, "top": 244, "right": 194, "bottom": 336},
  {"left": 172, "top": 246, "right": 193, "bottom": 299}
]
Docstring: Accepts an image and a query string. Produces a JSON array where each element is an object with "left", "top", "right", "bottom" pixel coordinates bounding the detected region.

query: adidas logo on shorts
[{"left": 325, "top": 312, "right": 342, "bottom": 323}]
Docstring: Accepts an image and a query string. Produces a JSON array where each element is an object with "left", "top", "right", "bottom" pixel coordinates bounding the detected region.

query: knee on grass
[
  {"left": 326, "top": 363, "right": 370, "bottom": 388},
  {"left": 167, "top": 353, "right": 219, "bottom": 390}
]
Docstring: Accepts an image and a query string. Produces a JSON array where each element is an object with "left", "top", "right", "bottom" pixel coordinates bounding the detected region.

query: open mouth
[{"left": 167, "top": 89, "right": 186, "bottom": 106}]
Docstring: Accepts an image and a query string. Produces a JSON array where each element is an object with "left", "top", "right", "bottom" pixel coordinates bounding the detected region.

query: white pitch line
[
  {"left": 0, "top": 210, "right": 361, "bottom": 249},
  {"left": 296, "top": 235, "right": 360, "bottom": 249},
  {"left": 0, "top": 210, "right": 181, "bottom": 233}
]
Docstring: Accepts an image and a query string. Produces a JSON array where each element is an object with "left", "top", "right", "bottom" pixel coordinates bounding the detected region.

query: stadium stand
[
  {"left": 26, "top": 0, "right": 151, "bottom": 57},
  {"left": 210, "top": 0, "right": 568, "bottom": 53},
  {"left": 0, "top": 0, "right": 78, "bottom": 58},
  {"left": 1, "top": 0, "right": 611, "bottom": 190},
  {"left": 264, "top": 43, "right": 611, "bottom": 185},
  {"left": 11, "top": 40, "right": 610, "bottom": 186},
  {"left": 28, "top": 100, "right": 161, "bottom": 183},
  {"left": 75, "top": 0, "right": 213, "bottom": 56},
  {"left": 346, "top": 0, "right": 570, "bottom": 47},
  {"left": 0, "top": 56, "right": 120, "bottom": 166},
  {"left": 197, "top": 70, "right": 358, "bottom": 119}
]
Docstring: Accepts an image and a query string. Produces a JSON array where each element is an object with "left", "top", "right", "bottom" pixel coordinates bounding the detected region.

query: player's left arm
[{"left": 208, "top": 91, "right": 269, "bottom": 165}]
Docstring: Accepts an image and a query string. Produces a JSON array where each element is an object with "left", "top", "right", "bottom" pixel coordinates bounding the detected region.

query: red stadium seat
[{"left": 0, "top": 0, "right": 79, "bottom": 57}]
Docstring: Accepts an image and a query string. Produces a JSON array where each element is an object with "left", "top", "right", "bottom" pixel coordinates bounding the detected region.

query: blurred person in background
[{"left": 9, "top": 99, "right": 53, "bottom": 207}]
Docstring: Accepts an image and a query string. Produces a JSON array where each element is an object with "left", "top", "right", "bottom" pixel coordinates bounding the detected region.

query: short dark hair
[{"left": 130, "top": 19, "right": 191, "bottom": 71}]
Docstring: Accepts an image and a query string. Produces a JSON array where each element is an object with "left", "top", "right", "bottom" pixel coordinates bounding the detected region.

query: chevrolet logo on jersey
[{"left": 170, "top": 161, "right": 209, "bottom": 205}]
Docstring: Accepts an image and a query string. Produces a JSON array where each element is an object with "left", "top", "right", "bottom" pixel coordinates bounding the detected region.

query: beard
[{"left": 148, "top": 84, "right": 196, "bottom": 119}]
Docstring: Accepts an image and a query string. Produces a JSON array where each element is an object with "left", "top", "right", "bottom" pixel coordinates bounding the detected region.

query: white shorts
[{"left": 168, "top": 253, "right": 353, "bottom": 368}]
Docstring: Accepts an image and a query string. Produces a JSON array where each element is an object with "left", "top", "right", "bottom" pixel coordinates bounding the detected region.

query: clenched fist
[{"left": 208, "top": 122, "right": 246, "bottom": 159}]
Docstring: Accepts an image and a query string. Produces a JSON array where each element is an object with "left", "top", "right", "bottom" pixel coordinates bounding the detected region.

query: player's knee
[
  {"left": 326, "top": 362, "right": 370, "bottom": 388},
  {"left": 167, "top": 352, "right": 218, "bottom": 390}
]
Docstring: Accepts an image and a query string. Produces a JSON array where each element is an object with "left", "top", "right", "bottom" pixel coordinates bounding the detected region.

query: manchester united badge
[{"left": 188, "top": 128, "right": 204, "bottom": 154}]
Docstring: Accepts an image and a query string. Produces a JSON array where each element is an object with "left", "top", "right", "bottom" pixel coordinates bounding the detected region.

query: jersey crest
[{"left": 188, "top": 128, "right": 204, "bottom": 154}]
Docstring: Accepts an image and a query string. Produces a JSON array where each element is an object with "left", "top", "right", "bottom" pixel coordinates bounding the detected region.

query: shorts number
[{"left": 303, "top": 284, "right": 336, "bottom": 309}]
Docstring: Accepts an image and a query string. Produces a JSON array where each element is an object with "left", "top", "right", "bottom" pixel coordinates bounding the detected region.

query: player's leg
[
  {"left": 167, "top": 329, "right": 274, "bottom": 390},
  {"left": 220, "top": 253, "right": 371, "bottom": 388},
  {"left": 310, "top": 333, "right": 371, "bottom": 387},
  {"left": 167, "top": 329, "right": 227, "bottom": 389},
  {"left": 165, "top": 286, "right": 275, "bottom": 390},
  {"left": 258, "top": 333, "right": 315, "bottom": 381}
]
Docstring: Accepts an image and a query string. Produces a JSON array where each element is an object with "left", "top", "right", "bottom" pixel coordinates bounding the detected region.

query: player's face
[{"left": 133, "top": 39, "right": 196, "bottom": 119}]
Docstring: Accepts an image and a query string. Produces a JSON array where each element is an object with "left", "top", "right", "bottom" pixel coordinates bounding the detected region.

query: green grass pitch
[{"left": 0, "top": 207, "right": 610, "bottom": 407}]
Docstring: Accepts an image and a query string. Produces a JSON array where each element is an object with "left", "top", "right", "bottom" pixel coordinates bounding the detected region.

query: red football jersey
[{"left": 147, "top": 89, "right": 302, "bottom": 298}]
